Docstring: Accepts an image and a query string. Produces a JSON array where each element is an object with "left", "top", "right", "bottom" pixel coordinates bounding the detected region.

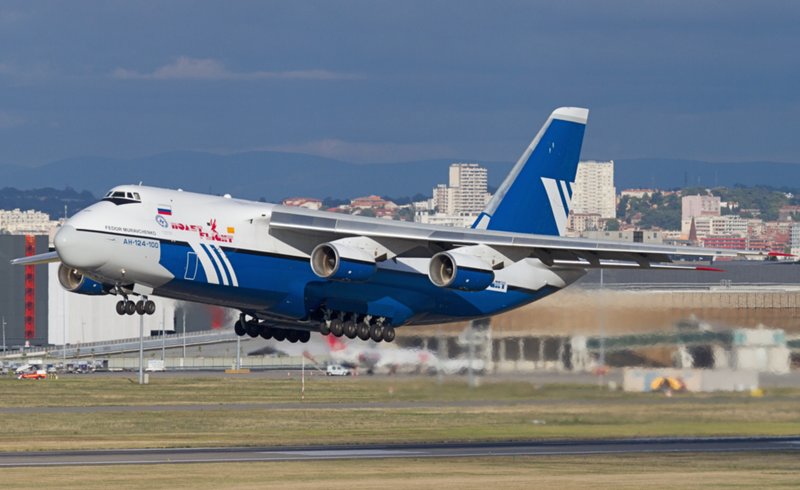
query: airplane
[{"left": 12, "top": 107, "right": 766, "bottom": 345}]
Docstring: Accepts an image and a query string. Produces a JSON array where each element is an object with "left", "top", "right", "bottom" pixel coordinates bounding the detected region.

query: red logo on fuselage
[{"left": 171, "top": 218, "right": 233, "bottom": 243}]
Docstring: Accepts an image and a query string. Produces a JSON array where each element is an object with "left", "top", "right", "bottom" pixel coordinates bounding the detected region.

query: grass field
[
  {"left": 0, "top": 375, "right": 798, "bottom": 451},
  {"left": 0, "top": 454, "right": 797, "bottom": 489}
]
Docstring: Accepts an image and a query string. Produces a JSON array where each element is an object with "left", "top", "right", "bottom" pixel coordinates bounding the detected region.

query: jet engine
[
  {"left": 310, "top": 242, "right": 377, "bottom": 282},
  {"left": 57, "top": 264, "right": 108, "bottom": 295},
  {"left": 428, "top": 250, "right": 495, "bottom": 292}
]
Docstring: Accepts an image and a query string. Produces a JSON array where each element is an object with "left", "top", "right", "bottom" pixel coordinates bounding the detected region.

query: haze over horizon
[{"left": 0, "top": 2, "right": 798, "bottom": 168}]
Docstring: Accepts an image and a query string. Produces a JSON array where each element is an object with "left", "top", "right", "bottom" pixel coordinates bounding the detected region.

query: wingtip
[
  {"left": 552, "top": 107, "right": 589, "bottom": 124},
  {"left": 696, "top": 266, "right": 725, "bottom": 272}
]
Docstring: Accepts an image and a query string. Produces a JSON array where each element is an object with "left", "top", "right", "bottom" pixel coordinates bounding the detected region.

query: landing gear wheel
[
  {"left": 357, "top": 323, "right": 370, "bottom": 341},
  {"left": 287, "top": 330, "right": 299, "bottom": 343},
  {"left": 234, "top": 320, "right": 247, "bottom": 336},
  {"left": 144, "top": 300, "right": 156, "bottom": 315},
  {"left": 260, "top": 327, "right": 273, "bottom": 340},
  {"left": 369, "top": 324, "right": 384, "bottom": 342},
  {"left": 246, "top": 323, "right": 260, "bottom": 338},
  {"left": 299, "top": 331, "right": 311, "bottom": 343},
  {"left": 124, "top": 300, "right": 137, "bottom": 315},
  {"left": 319, "top": 323, "right": 331, "bottom": 335},
  {"left": 272, "top": 329, "right": 286, "bottom": 342},
  {"left": 116, "top": 300, "right": 126, "bottom": 316},
  {"left": 135, "top": 300, "right": 146, "bottom": 315},
  {"left": 329, "top": 319, "right": 344, "bottom": 337},
  {"left": 343, "top": 320, "right": 357, "bottom": 339},
  {"left": 382, "top": 327, "right": 396, "bottom": 343}
]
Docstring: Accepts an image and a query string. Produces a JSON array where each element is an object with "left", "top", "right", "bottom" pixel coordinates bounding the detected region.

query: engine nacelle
[
  {"left": 57, "top": 264, "right": 108, "bottom": 295},
  {"left": 310, "top": 242, "right": 377, "bottom": 282},
  {"left": 428, "top": 251, "right": 495, "bottom": 291}
]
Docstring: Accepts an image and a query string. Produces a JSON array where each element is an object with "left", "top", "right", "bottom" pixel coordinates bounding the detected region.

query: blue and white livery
[{"left": 12, "top": 108, "right": 758, "bottom": 344}]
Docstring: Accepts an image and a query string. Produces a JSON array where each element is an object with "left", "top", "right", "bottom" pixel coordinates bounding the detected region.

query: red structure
[{"left": 24, "top": 235, "right": 36, "bottom": 340}]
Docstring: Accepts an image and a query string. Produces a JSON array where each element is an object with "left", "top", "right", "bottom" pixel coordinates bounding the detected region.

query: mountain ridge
[{"left": 0, "top": 152, "right": 798, "bottom": 202}]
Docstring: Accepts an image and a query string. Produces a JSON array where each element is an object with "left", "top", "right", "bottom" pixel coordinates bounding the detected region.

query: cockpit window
[{"left": 102, "top": 189, "right": 142, "bottom": 205}]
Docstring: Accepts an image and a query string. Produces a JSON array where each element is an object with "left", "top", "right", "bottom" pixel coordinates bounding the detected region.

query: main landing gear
[
  {"left": 234, "top": 315, "right": 311, "bottom": 343},
  {"left": 320, "top": 312, "right": 395, "bottom": 343},
  {"left": 115, "top": 295, "right": 156, "bottom": 316}
]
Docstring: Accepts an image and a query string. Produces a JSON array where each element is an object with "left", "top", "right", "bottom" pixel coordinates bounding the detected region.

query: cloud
[
  {"left": 268, "top": 139, "right": 456, "bottom": 164},
  {"left": 0, "top": 112, "right": 27, "bottom": 129},
  {"left": 112, "top": 57, "right": 361, "bottom": 81}
]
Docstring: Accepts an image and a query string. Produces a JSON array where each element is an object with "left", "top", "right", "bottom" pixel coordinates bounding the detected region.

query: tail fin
[{"left": 472, "top": 107, "right": 588, "bottom": 236}]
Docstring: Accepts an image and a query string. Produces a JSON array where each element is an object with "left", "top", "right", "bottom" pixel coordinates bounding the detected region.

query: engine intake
[
  {"left": 429, "top": 251, "right": 495, "bottom": 291},
  {"left": 310, "top": 242, "right": 376, "bottom": 282},
  {"left": 57, "top": 264, "right": 108, "bottom": 295}
]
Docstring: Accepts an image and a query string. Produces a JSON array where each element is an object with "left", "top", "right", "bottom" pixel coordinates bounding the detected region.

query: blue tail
[{"left": 472, "top": 107, "right": 588, "bottom": 236}]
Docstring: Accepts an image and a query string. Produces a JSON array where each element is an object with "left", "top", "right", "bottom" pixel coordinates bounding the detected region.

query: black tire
[
  {"left": 357, "top": 323, "right": 370, "bottom": 341},
  {"left": 145, "top": 300, "right": 156, "bottom": 315},
  {"left": 343, "top": 321, "right": 357, "bottom": 339},
  {"left": 246, "top": 323, "right": 260, "bottom": 338},
  {"left": 234, "top": 320, "right": 247, "bottom": 336},
  {"left": 272, "top": 329, "right": 286, "bottom": 342},
  {"left": 299, "top": 330, "right": 311, "bottom": 343},
  {"left": 260, "top": 327, "right": 273, "bottom": 340},
  {"left": 115, "top": 301, "right": 126, "bottom": 315},
  {"left": 383, "top": 327, "right": 396, "bottom": 343},
  {"left": 369, "top": 324, "right": 383, "bottom": 342},
  {"left": 135, "top": 300, "right": 146, "bottom": 315},
  {"left": 287, "top": 330, "right": 299, "bottom": 343},
  {"left": 329, "top": 319, "right": 344, "bottom": 337},
  {"left": 124, "top": 301, "right": 137, "bottom": 315},
  {"left": 319, "top": 323, "right": 331, "bottom": 335}
]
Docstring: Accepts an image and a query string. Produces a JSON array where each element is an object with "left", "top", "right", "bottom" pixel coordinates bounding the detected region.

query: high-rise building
[
  {"left": 431, "top": 163, "right": 489, "bottom": 215},
  {"left": 791, "top": 223, "right": 800, "bottom": 257},
  {"left": 571, "top": 160, "right": 616, "bottom": 219}
]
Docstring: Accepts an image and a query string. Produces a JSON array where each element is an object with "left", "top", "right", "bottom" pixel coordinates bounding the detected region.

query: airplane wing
[
  {"left": 9, "top": 251, "right": 60, "bottom": 266},
  {"left": 265, "top": 207, "right": 768, "bottom": 271}
]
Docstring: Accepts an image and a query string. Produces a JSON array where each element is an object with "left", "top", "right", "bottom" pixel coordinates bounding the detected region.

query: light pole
[
  {"left": 182, "top": 309, "right": 186, "bottom": 364},
  {"left": 2, "top": 316, "right": 6, "bottom": 354},
  {"left": 138, "top": 313, "right": 144, "bottom": 384}
]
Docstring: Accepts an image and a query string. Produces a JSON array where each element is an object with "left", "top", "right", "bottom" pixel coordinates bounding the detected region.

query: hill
[{"left": 0, "top": 152, "right": 798, "bottom": 203}]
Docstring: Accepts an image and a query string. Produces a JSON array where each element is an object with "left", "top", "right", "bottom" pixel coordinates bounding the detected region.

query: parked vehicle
[
  {"left": 18, "top": 369, "right": 47, "bottom": 380},
  {"left": 326, "top": 364, "right": 351, "bottom": 376}
]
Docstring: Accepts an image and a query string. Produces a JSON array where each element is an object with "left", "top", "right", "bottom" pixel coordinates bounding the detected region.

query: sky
[{"left": 0, "top": 1, "right": 798, "bottom": 167}]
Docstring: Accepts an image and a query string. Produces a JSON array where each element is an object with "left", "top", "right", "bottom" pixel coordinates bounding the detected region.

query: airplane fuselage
[{"left": 56, "top": 185, "right": 584, "bottom": 330}]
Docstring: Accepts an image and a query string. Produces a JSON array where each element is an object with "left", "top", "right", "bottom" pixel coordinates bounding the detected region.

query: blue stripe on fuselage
[
  {"left": 155, "top": 241, "right": 557, "bottom": 326},
  {"left": 199, "top": 243, "right": 225, "bottom": 285}
]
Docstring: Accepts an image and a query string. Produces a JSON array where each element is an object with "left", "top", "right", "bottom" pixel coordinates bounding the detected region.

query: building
[
  {"left": 571, "top": 160, "right": 616, "bottom": 219},
  {"left": 0, "top": 209, "right": 58, "bottom": 235},
  {"left": 281, "top": 197, "right": 322, "bottom": 210},
  {"left": 567, "top": 212, "right": 603, "bottom": 234},
  {"left": 0, "top": 235, "right": 50, "bottom": 347},
  {"left": 792, "top": 223, "right": 800, "bottom": 257},
  {"left": 681, "top": 195, "right": 721, "bottom": 220},
  {"left": 431, "top": 163, "right": 489, "bottom": 215}
]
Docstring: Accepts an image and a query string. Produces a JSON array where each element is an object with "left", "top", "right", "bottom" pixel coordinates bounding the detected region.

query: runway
[{"left": 1, "top": 437, "right": 797, "bottom": 467}]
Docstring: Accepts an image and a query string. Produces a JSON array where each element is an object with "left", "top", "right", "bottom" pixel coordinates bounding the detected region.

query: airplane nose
[{"left": 55, "top": 225, "right": 109, "bottom": 270}]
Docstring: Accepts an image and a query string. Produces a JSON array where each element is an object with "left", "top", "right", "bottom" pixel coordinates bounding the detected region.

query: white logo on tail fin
[{"left": 540, "top": 177, "right": 573, "bottom": 236}]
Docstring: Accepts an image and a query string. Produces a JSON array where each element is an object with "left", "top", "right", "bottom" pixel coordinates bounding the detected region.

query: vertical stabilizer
[{"left": 472, "top": 107, "right": 588, "bottom": 235}]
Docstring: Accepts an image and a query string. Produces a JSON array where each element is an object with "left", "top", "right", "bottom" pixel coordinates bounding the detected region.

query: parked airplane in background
[{"left": 13, "top": 107, "right": 764, "bottom": 344}]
